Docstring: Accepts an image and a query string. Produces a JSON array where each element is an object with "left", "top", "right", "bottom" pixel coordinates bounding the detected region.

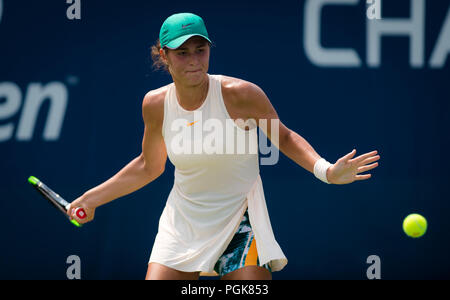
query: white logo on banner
[
  {"left": 66, "top": 255, "right": 81, "bottom": 280},
  {"left": 304, "top": 0, "right": 450, "bottom": 68},
  {"left": 366, "top": 0, "right": 381, "bottom": 20},
  {"left": 366, "top": 255, "right": 381, "bottom": 280},
  {"left": 66, "top": 0, "right": 81, "bottom": 20},
  {"left": 0, "top": 82, "right": 69, "bottom": 142}
]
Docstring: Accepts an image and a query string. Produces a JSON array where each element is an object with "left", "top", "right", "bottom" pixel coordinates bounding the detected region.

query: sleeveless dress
[{"left": 148, "top": 74, "right": 287, "bottom": 276}]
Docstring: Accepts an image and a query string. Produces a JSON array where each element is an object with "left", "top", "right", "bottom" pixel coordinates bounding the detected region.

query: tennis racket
[{"left": 28, "top": 176, "right": 86, "bottom": 227}]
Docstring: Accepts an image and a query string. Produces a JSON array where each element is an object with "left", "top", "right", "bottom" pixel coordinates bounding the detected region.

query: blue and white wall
[{"left": 1, "top": 0, "right": 449, "bottom": 279}]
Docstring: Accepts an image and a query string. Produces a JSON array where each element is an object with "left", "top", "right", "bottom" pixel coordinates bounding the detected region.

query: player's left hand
[{"left": 327, "top": 149, "right": 380, "bottom": 184}]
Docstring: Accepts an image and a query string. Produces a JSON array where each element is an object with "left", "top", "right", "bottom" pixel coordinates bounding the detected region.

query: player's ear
[
  {"left": 160, "top": 48, "right": 168, "bottom": 63},
  {"left": 160, "top": 48, "right": 171, "bottom": 72}
]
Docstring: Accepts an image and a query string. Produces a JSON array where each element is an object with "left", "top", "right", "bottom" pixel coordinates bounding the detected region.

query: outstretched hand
[{"left": 327, "top": 149, "right": 380, "bottom": 185}]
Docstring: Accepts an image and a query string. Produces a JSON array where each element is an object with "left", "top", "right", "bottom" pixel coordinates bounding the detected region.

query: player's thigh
[
  {"left": 145, "top": 262, "right": 200, "bottom": 280},
  {"left": 220, "top": 265, "right": 272, "bottom": 280}
]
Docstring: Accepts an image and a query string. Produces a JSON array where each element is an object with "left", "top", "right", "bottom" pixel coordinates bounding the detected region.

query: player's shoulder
[
  {"left": 220, "top": 75, "right": 262, "bottom": 94},
  {"left": 142, "top": 84, "right": 171, "bottom": 124},
  {"left": 220, "top": 75, "right": 266, "bottom": 106},
  {"left": 143, "top": 84, "right": 170, "bottom": 110}
]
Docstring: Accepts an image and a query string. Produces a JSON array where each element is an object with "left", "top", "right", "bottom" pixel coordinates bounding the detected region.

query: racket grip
[
  {"left": 75, "top": 208, "right": 87, "bottom": 219},
  {"left": 65, "top": 204, "right": 87, "bottom": 219}
]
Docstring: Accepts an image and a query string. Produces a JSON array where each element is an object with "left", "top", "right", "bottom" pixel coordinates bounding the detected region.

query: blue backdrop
[{"left": 1, "top": 0, "right": 449, "bottom": 279}]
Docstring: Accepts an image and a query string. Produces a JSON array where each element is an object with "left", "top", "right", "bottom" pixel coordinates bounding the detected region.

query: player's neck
[{"left": 174, "top": 75, "right": 209, "bottom": 110}]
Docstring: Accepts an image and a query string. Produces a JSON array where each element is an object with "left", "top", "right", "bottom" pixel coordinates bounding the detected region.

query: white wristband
[{"left": 314, "top": 158, "right": 332, "bottom": 184}]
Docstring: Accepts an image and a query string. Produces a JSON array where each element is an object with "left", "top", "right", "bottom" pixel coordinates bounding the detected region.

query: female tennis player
[{"left": 67, "top": 13, "right": 380, "bottom": 280}]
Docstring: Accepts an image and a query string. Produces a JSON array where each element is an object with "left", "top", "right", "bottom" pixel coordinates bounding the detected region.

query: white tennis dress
[{"left": 148, "top": 74, "right": 287, "bottom": 276}]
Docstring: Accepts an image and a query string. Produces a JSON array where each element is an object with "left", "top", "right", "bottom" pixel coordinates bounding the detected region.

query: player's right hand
[{"left": 66, "top": 195, "right": 96, "bottom": 225}]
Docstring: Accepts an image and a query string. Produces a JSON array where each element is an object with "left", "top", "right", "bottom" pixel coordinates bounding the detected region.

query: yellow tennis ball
[{"left": 403, "top": 214, "right": 427, "bottom": 238}]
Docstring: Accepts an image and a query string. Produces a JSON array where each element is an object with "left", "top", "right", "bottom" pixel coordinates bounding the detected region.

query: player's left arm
[{"left": 236, "top": 80, "right": 380, "bottom": 184}]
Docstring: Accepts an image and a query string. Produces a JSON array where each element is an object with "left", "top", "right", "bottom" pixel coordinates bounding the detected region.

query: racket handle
[
  {"left": 65, "top": 204, "right": 87, "bottom": 219},
  {"left": 74, "top": 208, "right": 87, "bottom": 219}
]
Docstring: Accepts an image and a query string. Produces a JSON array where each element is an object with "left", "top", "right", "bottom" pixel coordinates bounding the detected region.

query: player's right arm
[{"left": 67, "top": 88, "right": 168, "bottom": 224}]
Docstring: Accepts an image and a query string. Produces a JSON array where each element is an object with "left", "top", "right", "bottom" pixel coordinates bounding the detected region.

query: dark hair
[{"left": 150, "top": 39, "right": 169, "bottom": 72}]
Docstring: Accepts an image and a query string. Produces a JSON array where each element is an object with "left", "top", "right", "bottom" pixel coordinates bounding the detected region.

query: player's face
[{"left": 162, "top": 36, "right": 210, "bottom": 86}]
